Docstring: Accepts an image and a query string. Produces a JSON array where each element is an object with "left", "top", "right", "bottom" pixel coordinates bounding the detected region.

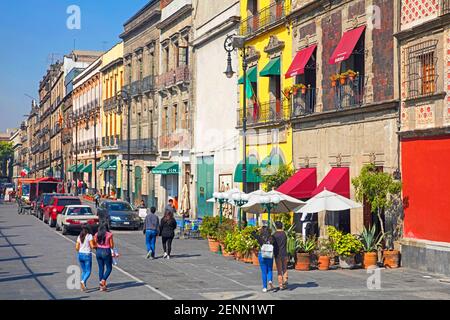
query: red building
[{"left": 397, "top": 0, "right": 450, "bottom": 276}]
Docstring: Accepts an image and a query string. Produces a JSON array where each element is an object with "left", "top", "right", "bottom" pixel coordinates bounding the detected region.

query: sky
[{"left": 0, "top": 0, "right": 149, "bottom": 132}]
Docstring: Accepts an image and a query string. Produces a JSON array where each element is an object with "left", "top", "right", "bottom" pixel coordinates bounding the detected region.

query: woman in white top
[{"left": 76, "top": 225, "right": 95, "bottom": 291}]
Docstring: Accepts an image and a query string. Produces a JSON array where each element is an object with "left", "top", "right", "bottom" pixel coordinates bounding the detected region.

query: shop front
[{"left": 152, "top": 162, "right": 179, "bottom": 212}]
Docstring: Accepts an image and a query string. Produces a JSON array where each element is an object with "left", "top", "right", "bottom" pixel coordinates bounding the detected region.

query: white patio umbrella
[
  {"left": 296, "top": 189, "right": 362, "bottom": 213},
  {"left": 241, "top": 190, "right": 306, "bottom": 214}
]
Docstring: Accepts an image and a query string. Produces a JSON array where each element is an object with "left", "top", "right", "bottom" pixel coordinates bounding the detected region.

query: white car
[{"left": 56, "top": 205, "right": 99, "bottom": 235}]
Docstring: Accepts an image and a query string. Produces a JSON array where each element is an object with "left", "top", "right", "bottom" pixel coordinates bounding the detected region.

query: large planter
[
  {"left": 222, "top": 249, "right": 234, "bottom": 258},
  {"left": 363, "top": 252, "right": 378, "bottom": 269},
  {"left": 235, "top": 252, "right": 244, "bottom": 261},
  {"left": 208, "top": 238, "right": 220, "bottom": 253},
  {"left": 318, "top": 256, "right": 330, "bottom": 271},
  {"left": 295, "top": 253, "right": 311, "bottom": 271},
  {"left": 383, "top": 250, "right": 400, "bottom": 268},
  {"left": 339, "top": 255, "right": 356, "bottom": 269},
  {"left": 251, "top": 250, "right": 260, "bottom": 266},
  {"left": 243, "top": 253, "right": 253, "bottom": 264}
]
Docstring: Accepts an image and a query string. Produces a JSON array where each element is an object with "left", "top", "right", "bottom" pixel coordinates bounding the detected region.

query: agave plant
[
  {"left": 295, "top": 235, "right": 317, "bottom": 254},
  {"left": 360, "top": 225, "right": 384, "bottom": 252}
]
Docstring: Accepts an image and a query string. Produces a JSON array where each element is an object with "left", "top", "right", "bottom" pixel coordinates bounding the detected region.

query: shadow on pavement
[
  {"left": 168, "top": 254, "right": 201, "bottom": 259},
  {"left": 0, "top": 272, "right": 57, "bottom": 283},
  {"left": 286, "top": 282, "right": 319, "bottom": 291},
  {"left": 0, "top": 243, "right": 28, "bottom": 248},
  {"left": 103, "top": 281, "right": 146, "bottom": 292},
  {"left": 0, "top": 255, "right": 41, "bottom": 263}
]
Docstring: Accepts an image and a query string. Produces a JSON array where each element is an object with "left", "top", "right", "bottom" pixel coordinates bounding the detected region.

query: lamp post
[
  {"left": 260, "top": 195, "right": 281, "bottom": 227},
  {"left": 231, "top": 191, "right": 250, "bottom": 230},
  {"left": 224, "top": 34, "right": 248, "bottom": 225},
  {"left": 213, "top": 191, "right": 229, "bottom": 255},
  {"left": 84, "top": 103, "right": 101, "bottom": 193},
  {"left": 67, "top": 112, "right": 79, "bottom": 196},
  {"left": 116, "top": 90, "right": 131, "bottom": 204}
]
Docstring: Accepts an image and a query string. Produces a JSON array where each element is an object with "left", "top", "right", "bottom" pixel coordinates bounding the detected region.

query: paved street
[{"left": 1, "top": 200, "right": 450, "bottom": 300}]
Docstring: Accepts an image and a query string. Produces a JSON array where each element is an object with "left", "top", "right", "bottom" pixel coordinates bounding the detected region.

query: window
[
  {"left": 172, "top": 104, "right": 178, "bottom": 132},
  {"left": 164, "top": 47, "right": 170, "bottom": 73},
  {"left": 179, "top": 46, "right": 188, "bottom": 66},
  {"left": 405, "top": 40, "right": 438, "bottom": 99},
  {"left": 181, "top": 102, "right": 189, "bottom": 130}
]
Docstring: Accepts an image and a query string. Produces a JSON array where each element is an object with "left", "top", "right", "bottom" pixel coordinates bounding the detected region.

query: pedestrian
[
  {"left": 252, "top": 225, "right": 275, "bottom": 293},
  {"left": 159, "top": 209, "right": 177, "bottom": 259},
  {"left": 77, "top": 180, "right": 83, "bottom": 195},
  {"left": 94, "top": 191, "right": 100, "bottom": 208},
  {"left": 144, "top": 206, "right": 159, "bottom": 259},
  {"left": 139, "top": 199, "right": 146, "bottom": 208},
  {"left": 94, "top": 222, "right": 114, "bottom": 292},
  {"left": 67, "top": 180, "right": 72, "bottom": 194},
  {"left": 164, "top": 198, "right": 177, "bottom": 215},
  {"left": 272, "top": 221, "right": 288, "bottom": 290},
  {"left": 83, "top": 181, "right": 88, "bottom": 195},
  {"left": 75, "top": 225, "right": 95, "bottom": 291}
]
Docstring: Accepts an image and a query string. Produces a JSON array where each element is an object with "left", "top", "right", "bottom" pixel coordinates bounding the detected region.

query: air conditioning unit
[{"left": 160, "top": 151, "right": 171, "bottom": 159}]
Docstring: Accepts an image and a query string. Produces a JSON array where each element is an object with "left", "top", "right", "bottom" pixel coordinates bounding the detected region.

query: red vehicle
[
  {"left": 44, "top": 196, "right": 82, "bottom": 227},
  {"left": 30, "top": 178, "right": 64, "bottom": 214}
]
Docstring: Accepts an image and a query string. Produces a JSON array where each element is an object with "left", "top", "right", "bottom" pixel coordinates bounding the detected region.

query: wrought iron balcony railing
[
  {"left": 239, "top": 0, "right": 291, "bottom": 38},
  {"left": 104, "top": 97, "right": 117, "bottom": 112},
  {"left": 142, "top": 75, "right": 155, "bottom": 93},
  {"left": 237, "top": 99, "right": 291, "bottom": 127},
  {"left": 289, "top": 87, "right": 317, "bottom": 118},
  {"left": 119, "top": 138, "right": 158, "bottom": 154},
  {"left": 333, "top": 75, "right": 365, "bottom": 110}
]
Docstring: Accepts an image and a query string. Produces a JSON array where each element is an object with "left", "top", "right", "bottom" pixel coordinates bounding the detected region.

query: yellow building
[
  {"left": 99, "top": 42, "right": 124, "bottom": 198},
  {"left": 235, "top": 0, "right": 293, "bottom": 200}
]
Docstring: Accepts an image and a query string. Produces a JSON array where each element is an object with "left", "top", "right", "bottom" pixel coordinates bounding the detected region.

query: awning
[
  {"left": 96, "top": 159, "right": 108, "bottom": 169},
  {"left": 260, "top": 57, "right": 281, "bottom": 77},
  {"left": 311, "top": 167, "right": 350, "bottom": 198},
  {"left": 329, "top": 25, "right": 365, "bottom": 64},
  {"left": 152, "top": 162, "right": 179, "bottom": 175},
  {"left": 234, "top": 155, "right": 262, "bottom": 183},
  {"left": 277, "top": 168, "right": 317, "bottom": 199},
  {"left": 99, "top": 159, "right": 112, "bottom": 170},
  {"left": 105, "top": 159, "right": 117, "bottom": 171},
  {"left": 238, "top": 66, "right": 258, "bottom": 84},
  {"left": 285, "top": 45, "right": 317, "bottom": 78},
  {"left": 68, "top": 164, "right": 84, "bottom": 172},
  {"left": 80, "top": 164, "right": 92, "bottom": 173}
]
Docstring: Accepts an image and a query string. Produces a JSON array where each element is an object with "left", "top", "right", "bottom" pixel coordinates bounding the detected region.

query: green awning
[
  {"left": 152, "top": 162, "right": 179, "bottom": 175},
  {"left": 67, "top": 165, "right": 76, "bottom": 172},
  {"left": 260, "top": 57, "right": 280, "bottom": 77},
  {"left": 81, "top": 163, "right": 92, "bottom": 173},
  {"left": 260, "top": 153, "right": 285, "bottom": 175},
  {"left": 99, "top": 159, "right": 112, "bottom": 170},
  {"left": 105, "top": 159, "right": 117, "bottom": 171},
  {"left": 68, "top": 163, "right": 84, "bottom": 172},
  {"left": 234, "top": 156, "right": 262, "bottom": 183},
  {"left": 97, "top": 159, "right": 108, "bottom": 169},
  {"left": 238, "top": 66, "right": 258, "bottom": 84}
]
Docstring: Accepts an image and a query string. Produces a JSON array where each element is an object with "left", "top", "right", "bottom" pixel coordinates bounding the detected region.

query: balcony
[
  {"left": 237, "top": 99, "right": 291, "bottom": 127},
  {"left": 142, "top": 75, "right": 155, "bottom": 93},
  {"left": 31, "top": 144, "right": 40, "bottom": 154},
  {"left": 158, "top": 66, "right": 190, "bottom": 91},
  {"left": 104, "top": 97, "right": 117, "bottom": 112},
  {"left": 239, "top": 0, "right": 291, "bottom": 38},
  {"left": 119, "top": 138, "right": 158, "bottom": 154},
  {"left": 290, "top": 87, "right": 317, "bottom": 118},
  {"left": 333, "top": 75, "right": 365, "bottom": 110},
  {"left": 21, "top": 135, "right": 28, "bottom": 143},
  {"left": 130, "top": 80, "right": 142, "bottom": 97},
  {"left": 175, "top": 66, "right": 190, "bottom": 83}
]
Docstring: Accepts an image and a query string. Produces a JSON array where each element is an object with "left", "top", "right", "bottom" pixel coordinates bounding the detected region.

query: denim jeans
[
  {"left": 78, "top": 253, "right": 92, "bottom": 285},
  {"left": 96, "top": 248, "right": 113, "bottom": 282},
  {"left": 145, "top": 230, "right": 158, "bottom": 256},
  {"left": 258, "top": 252, "right": 273, "bottom": 289}
]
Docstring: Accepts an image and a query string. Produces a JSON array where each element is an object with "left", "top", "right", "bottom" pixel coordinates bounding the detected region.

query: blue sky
[{"left": 0, "top": 0, "right": 149, "bottom": 132}]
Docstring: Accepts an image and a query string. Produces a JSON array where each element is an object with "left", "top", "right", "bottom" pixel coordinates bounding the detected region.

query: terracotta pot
[
  {"left": 363, "top": 252, "right": 378, "bottom": 269},
  {"left": 222, "top": 250, "right": 234, "bottom": 258},
  {"left": 244, "top": 253, "right": 253, "bottom": 263},
  {"left": 349, "top": 75, "right": 355, "bottom": 81},
  {"left": 301, "top": 87, "right": 307, "bottom": 94},
  {"left": 252, "top": 250, "right": 260, "bottom": 266},
  {"left": 340, "top": 76, "right": 347, "bottom": 85},
  {"left": 331, "top": 80, "right": 337, "bottom": 87},
  {"left": 208, "top": 238, "right": 220, "bottom": 253},
  {"left": 235, "top": 252, "right": 243, "bottom": 261},
  {"left": 295, "top": 253, "right": 310, "bottom": 271},
  {"left": 318, "top": 256, "right": 330, "bottom": 271},
  {"left": 383, "top": 250, "right": 400, "bottom": 268}
]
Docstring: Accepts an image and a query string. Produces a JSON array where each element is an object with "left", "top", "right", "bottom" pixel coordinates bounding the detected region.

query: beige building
[{"left": 119, "top": 0, "right": 161, "bottom": 206}]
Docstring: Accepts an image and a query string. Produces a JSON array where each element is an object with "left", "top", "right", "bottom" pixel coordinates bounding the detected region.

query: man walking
[{"left": 144, "top": 207, "right": 159, "bottom": 259}]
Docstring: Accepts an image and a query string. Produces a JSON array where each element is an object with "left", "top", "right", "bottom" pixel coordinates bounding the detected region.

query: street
[{"left": 1, "top": 200, "right": 450, "bottom": 300}]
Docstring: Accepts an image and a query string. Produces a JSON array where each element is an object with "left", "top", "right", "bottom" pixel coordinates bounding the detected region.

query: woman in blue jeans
[
  {"left": 94, "top": 223, "right": 115, "bottom": 292},
  {"left": 76, "top": 225, "right": 95, "bottom": 291},
  {"left": 252, "top": 226, "right": 274, "bottom": 293}
]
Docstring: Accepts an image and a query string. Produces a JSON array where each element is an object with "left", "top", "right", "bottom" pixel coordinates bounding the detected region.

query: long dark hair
[
  {"left": 162, "top": 209, "right": 174, "bottom": 222},
  {"left": 79, "top": 225, "right": 90, "bottom": 243},
  {"left": 96, "top": 223, "right": 109, "bottom": 245}
]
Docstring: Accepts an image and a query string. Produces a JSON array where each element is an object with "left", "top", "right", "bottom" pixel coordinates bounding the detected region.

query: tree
[
  {"left": 0, "top": 142, "right": 14, "bottom": 176},
  {"left": 352, "top": 164, "right": 402, "bottom": 248}
]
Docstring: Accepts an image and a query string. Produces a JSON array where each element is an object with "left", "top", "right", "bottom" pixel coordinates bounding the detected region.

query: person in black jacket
[
  {"left": 273, "top": 221, "right": 288, "bottom": 290},
  {"left": 159, "top": 209, "right": 177, "bottom": 259}
]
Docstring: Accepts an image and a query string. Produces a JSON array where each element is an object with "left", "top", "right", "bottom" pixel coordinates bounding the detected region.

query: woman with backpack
[
  {"left": 75, "top": 225, "right": 95, "bottom": 291},
  {"left": 159, "top": 209, "right": 177, "bottom": 259},
  {"left": 252, "top": 225, "right": 274, "bottom": 293}
]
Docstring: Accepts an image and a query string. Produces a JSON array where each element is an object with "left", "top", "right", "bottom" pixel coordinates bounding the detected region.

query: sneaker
[
  {"left": 163, "top": 253, "right": 168, "bottom": 259},
  {"left": 166, "top": 255, "right": 170, "bottom": 260},
  {"left": 146, "top": 251, "right": 152, "bottom": 259},
  {"left": 262, "top": 288, "right": 267, "bottom": 293},
  {"left": 268, "top": 281, "right": 274, "bottom": 291},
  {"left": 80, "top": 281, "right": 86, "bottom": 292}
]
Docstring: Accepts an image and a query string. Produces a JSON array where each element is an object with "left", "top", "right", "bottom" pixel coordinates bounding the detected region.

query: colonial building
[
  {"left": 191, "top": 0, "right": 241, "bottom": 218},
  {"left": 10, "top": 129, "right": 22, "bottom": 186},
  {"left": 99, "top": 42, "right": 124, "bottom": 198},
  {"left": 285, "top": 0, "right": 400, "bottom": 236},
  {"left": 120, "top": 0, "right": 161, "bottom": 206},
  {"left": 49, "top": 63, "right": 65, "bottom": 179},
  {"left": 153, "top": 0, "right": 194, "bottom": 213},
  {"left": 396, "top": 0, "right": 450, "bottom": 276},
  {"left": 28, "top": 101, "right": 39, "bottom": 178}
]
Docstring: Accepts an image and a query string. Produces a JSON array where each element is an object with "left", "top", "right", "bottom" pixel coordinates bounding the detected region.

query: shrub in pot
[
  {"left": 360, "top": 225, "right": 384, "bottom": 269},
  {"left": 222, "top": 231, "right": 237, "bottom": 257},
  {"left": 217, "top": 219, "right": 236, "bottom": 253},
  {"left": 234, "top": 227, "right": 259, "bottom": 263},
  {"left": 328, "top": 226, "right": 363, "bottom": 269},
  {"left": 295, "top": 236, "right": 317, "bottom": 271},
  {"left": 199, "top": 216, "right": 220, "bottom": 252}
]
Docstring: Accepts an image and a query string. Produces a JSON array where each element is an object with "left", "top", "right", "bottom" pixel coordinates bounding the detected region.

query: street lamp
[
  {"left": 116, "top": 90, "right": 132, "bottom": 204},
  {"left": 223, "top": 34, "right": 249, "bottom": 225},
  {"left": 261, "top": 195, "right": 281, "bottom": 226},
  {"left": 212, "top": 191, "right": 230, "bottom": 256},
  {"left": 231, "top": 191, "right": 250, "bottom": 230},
  {"left": 84, "top": 103, "right": 101, "bottom": 193}
]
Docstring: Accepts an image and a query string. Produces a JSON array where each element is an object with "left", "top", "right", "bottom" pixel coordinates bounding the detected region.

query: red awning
[
  {"left": 277, "top": 168, "right": 317, "bottom": 199},
  {"left": 329, "top": 26, "right": 366, "bottom": 65},
  {"left": 285, "top": 45, "right": 317, "bottom": 79},
  {"left": 311, "top": 167, "right": 350, "bottom": 198}
]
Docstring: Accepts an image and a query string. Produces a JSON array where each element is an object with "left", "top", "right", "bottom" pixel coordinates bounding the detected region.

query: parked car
[
  {"left": 97, "top": 200, "right": 142, "bottom": 230},
  {"left": 56, "top": 205, "right": 99, "bottom": 235},
  {"left": 34, "top": 193, "right": 67, "bottom": 219},
  {"left": 43, "top": 196, "right": 82, "bottom": 227}
]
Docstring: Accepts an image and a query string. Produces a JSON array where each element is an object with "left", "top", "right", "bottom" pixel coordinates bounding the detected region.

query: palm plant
[
  {"left": 360, "top": 225, "right": 384, "bottom": 252},
  {"left": 295, "top": 235, "right": 317, "bottom": 254}
]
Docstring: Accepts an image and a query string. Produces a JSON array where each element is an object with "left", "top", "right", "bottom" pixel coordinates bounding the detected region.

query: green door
[
  {"left": 196, "top": 156, "right": 214, "bottom": 217},
  {"left": 134, "top": 166, "right": 142, "bottom": 205}
]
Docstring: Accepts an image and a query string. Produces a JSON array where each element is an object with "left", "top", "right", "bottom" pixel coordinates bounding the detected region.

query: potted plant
[
  {"left": 328, "top": 226, "right": 363, "bottom": 269},
  {"left": 222, "top": 231, "right": 237, "bottom": 257},
  {"left": 199, "top": 216, "right": 220, "bottom": 253},
  {"left": 346, "top": 69, "right": 357, "bottom": 81},
  {"left": 316, "top": 238, "right": 333, "bottom": 270},
  {"left": 360, "top": 225, "right": 384, "bottom": 269},
  {"left": 217, "top": 218, "right": 235, "bottom": 252},
  {"left": 330, "top": 74, "right": 339, "bottom": 87},
  {"left": 352, "top": 164, "right": 402, "bottom": 268},
  {"left": 339, "top": 72, "right": 348, "bottom": 85},
  {"left": 294, "top": 235, "right": 317, "bottom": 271}
]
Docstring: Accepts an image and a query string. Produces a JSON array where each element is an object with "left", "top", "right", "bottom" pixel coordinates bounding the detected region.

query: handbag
[{"left": 261, "top": 243, "right": 274, "bottom": 259}]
